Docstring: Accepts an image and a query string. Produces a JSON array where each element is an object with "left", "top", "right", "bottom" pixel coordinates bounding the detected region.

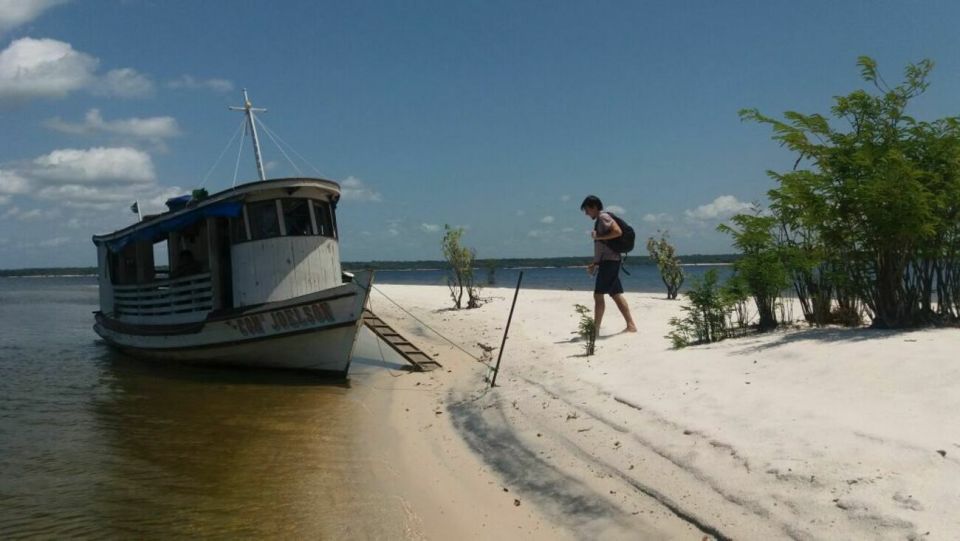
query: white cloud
[
  {"left": 0, "top": 169, "right": 31, "bottom": 194},
  {"left": 167, "top": 75, "right": 234, "bottom": 93},
  {"left": 0, "top": 1, "right": 67, "bottom": 35},
  {"left": 560, "top": 194, "right": 570, "bottom": 202},
  {"left": 339, "top": 176, "right": 381, "bottom": 202},
  {"left": 91, "top": 68, "right": 154, "bottom": 98},
  {"left": 561, "top": 227, "right": 574, "bottom": 233},
  {"left": 0, "top": 37, "right": 155, "bottom": 102},
  {"left": 420, "top": 223, "right": 440, "bottom": 233},
  {"left": 606, "top": 205, "right": 626, "bottom": 215},
  {"left": 540, "top": 215, "right": 555, "bottom": 224},
  {"left": 685, "top": 195, "right": 752, "bottom": 221},
  {"left": 515, "top": 210, "right": 525, "bottom": 217},
  {"left": 0, "top": 37, "right": 98, "bottom": 101},
  {"left": 44, "top": 109, "right": 181, "bottom": 140},
  {"left": 31, "top": 147, "right": 156, "bottom": 185},
  {"left": 642, "top": 212, "right": 673, "bottom": 224},
  {"left": 37, "top": 183, "right": 180, "bottom": 212},
  {"left": 0, "top": 195, "right": 9, "bottom": 205},
  {"left": 1, "top": 205, "right": 19, "bottom": 219}
]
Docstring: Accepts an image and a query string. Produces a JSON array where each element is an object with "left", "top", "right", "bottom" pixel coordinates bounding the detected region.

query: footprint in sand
[{"left": 892, "top": 492, "right": 924, "bottom": 511}]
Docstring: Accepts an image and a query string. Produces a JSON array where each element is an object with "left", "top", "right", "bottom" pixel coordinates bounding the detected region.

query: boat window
[
  {"left": 247, "top": 200, "right": 280, "bottom": 240},
  {"left": 282, "top": 199, "right": 312, "bottom": 236},
  {"left": 312, "top": 200, "right": 336, "bottom": 238}
]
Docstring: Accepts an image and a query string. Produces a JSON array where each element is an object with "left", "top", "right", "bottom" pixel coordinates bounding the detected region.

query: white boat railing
[{"left": 113, "top": 273, "right": 213, "bottom": 317}]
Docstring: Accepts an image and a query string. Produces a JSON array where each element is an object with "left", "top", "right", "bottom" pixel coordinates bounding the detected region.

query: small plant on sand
[
  {"left": 646, "top": 231, "right": 684, "bottom": 299},
  {"left": 666, "top": 269, "right": 735, "bottom": 348},
  {"left": 573, "top": 304, "right": 597, "bottom": 356},
  {"left": 442, "top": 225, "right": 483, "bottom": 309}
]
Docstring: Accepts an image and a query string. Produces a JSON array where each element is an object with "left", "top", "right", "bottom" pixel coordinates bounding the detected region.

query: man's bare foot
[{"left": 625, "top": 325, "right": 638, "bottom": 333}]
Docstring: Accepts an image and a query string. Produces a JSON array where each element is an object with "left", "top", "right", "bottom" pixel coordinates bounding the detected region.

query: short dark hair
[{"left": 580, "top": 195, "right": 603, "bottom": 211}]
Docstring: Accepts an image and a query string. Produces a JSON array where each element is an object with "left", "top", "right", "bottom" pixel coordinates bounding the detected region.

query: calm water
[
  {"left": 0, "top": 276, "right": 413, "bottom": 539},
  {"left": 371, "top": 263, "right": 731, "bottom": 292}
]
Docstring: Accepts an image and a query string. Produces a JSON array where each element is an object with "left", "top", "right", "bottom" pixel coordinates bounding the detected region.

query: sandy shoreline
[{"left": 353, "top": 284, "right": 960, "bottom": 540}]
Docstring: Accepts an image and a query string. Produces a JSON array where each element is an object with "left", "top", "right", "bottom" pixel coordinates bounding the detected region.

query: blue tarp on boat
[
  {"left": 165, "top": 195, "right": 192, "bottom": 211},
  {"left": 103, "top": 200, "right": 243, "bottom": 251}
]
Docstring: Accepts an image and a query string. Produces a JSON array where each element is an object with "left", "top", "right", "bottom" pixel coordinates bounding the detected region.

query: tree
[
  {"left": 740, "top": 57, "right": 960, "bottom": 328},
  {"left": 646, "top": 231, "right": 684, "bottom": 299},
  {"left": 442, "top": 225, "right": 482, "bottom": 309}
]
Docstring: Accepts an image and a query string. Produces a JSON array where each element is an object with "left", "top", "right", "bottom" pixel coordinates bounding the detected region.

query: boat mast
[{"left": 229, "top": 89, "right": 268, "bottom": 181}]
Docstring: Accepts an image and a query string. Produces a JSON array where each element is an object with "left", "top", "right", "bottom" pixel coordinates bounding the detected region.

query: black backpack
[{"left": 597, "top": 212, "right": 635, "bottom": 254}]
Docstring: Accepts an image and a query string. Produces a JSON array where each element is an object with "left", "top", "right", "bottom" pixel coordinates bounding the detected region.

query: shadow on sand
[
  {"left": 737, "top": 325, "right": 927, "bottom": 354},
  {"left": 448, "top": 397, "right": 657, "bottom": 538}
]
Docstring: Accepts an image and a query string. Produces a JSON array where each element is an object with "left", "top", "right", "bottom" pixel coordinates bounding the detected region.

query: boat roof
[{"left": 92, "top": 177, "right": 340, "bottom": 248}]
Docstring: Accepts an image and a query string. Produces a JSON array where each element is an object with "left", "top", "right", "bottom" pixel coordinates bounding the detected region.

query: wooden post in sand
[{"left": 490, "top": 271, "right": 523, "bottom": 388}]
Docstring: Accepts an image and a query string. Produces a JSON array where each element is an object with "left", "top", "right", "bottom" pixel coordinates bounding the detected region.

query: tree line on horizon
[{"left": 0, "top": 254, "right": 740, "bottom": 277}]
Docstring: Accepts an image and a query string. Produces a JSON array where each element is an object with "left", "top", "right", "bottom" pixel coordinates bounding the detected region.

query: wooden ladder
[{"left": 362, "top": 309, "right": 443, "bottom": 372}]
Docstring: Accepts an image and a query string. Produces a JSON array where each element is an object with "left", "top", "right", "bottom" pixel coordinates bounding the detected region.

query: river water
[{"left": 0, "top": 276, "right": 416, "bottom": 538}]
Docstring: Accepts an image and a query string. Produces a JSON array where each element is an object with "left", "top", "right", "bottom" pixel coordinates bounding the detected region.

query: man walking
[{"left": 581, "top": 195, "right": 637, "bottom": 335}]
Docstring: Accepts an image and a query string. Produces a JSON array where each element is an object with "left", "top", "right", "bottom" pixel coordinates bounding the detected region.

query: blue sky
[{"left": 2, "top": 0, "right": 960, "bottom": 267}]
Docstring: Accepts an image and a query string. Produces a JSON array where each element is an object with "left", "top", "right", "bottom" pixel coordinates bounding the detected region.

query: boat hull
[{"left": 94, "top": 272, "right": 372, "bottom": 375}]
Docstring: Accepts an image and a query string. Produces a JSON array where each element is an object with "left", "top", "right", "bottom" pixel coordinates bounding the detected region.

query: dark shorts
[{"left": 594, "top": 260, "right": 624, "bottom": 296}]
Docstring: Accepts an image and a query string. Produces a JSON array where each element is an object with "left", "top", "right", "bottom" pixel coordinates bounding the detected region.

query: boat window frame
[
  {"left": 229, "top": 196, "right": 339, "bottom": 245},
  {"left": 280, "top": 198, "right": 314, "bottom": 237},
  {"left": 311, "top": 199, "right": 337, "bottom": 239},
  {"left": 307, "top": 201, "right": 319, "bottom": 235},
  {"left": 242, "top": 204, "right": 252, "bottom": 241},
  {"left": 245, "top": 199, "right": 282, "bottom": 241}
]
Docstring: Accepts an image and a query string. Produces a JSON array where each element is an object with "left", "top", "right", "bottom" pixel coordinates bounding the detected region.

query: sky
[{"left": 3, "top": 0, "right": 960, "bottom": 267}]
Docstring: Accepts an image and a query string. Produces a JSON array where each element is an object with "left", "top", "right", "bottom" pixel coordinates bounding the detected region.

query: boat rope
[
  {"left": 255, "top": 117, "right": 326, "bottom": 177},
  {"left": 198, "top": 117, "right": 247, "bottom": 188},
  {"left": 370, "top": 284, "right": 491, "bottom": 368},
  {"left": 232, "top": 122, "right": 247, "bottom": 187},
  {"left": 255, "top": 117, "right": 303, "bottom": 176}
]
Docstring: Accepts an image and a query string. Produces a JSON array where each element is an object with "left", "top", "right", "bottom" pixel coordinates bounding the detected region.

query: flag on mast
[{"left": 130, "top": 201, "right": 143, "bottom": 221}]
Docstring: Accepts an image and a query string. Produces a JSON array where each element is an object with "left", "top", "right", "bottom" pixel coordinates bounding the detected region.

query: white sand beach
[{"left": 355, "top": 284, "right": 960, "bottom": 540}]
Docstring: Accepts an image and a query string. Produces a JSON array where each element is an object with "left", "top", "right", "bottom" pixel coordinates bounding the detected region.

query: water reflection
[
  {"left": 1, "top": 278, "right": 411, "bottom": 538},
  {"left": 87, "top": 349, "right": 391, "bottom": 538}
]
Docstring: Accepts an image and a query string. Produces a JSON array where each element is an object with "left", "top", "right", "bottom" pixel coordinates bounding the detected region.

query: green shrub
[
  {"left": 741, "top": 56, "right": 960, "bottom": 328},
  {"left": 442, "top": 225, "right": 483, "bottom": 309},
  {"left": 666, "top": 270, "right": 735, "bottom": 348},
  {"left": 718, "top": 213, "right": 789, "bottom": 331},
  {"left": 646, "top": 232, "right": 685, "bottom": 299},
  {"left": 574, "top": 304, "right": 597, "bottom": 355}
]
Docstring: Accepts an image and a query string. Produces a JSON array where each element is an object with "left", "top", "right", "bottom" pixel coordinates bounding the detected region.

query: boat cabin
[{"left": 92, "top": 178, "right": 343, "bottom": 325}]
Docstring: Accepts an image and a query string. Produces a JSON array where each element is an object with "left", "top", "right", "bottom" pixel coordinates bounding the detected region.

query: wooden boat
[{"left": 92, "top": 92, "right": 371, "bottom": 375}]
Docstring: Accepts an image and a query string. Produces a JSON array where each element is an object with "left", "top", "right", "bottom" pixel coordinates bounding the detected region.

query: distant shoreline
[{"left": 1, "top": 255, "right": 739, "bottom": 278}]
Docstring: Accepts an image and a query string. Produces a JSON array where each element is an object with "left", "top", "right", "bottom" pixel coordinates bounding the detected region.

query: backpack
[{"left": 597, "top": 212, "right": 635, "bottom": 254}]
